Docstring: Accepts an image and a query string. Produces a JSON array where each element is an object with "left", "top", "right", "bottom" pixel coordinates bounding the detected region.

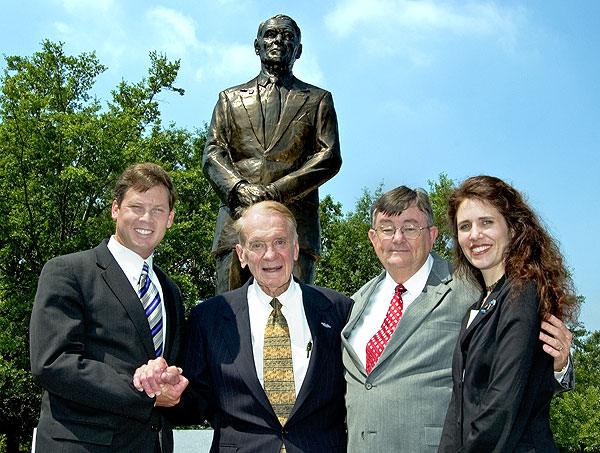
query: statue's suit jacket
[
  {"left": 203, "top": 75, "right": 341, "bottom": 258},
  {"left": 171, "top": 278, "right": 353, "bottom": 452},
  {"left": 342, "top": 253, "right": 480, "bottom": 452},
  {"left": 30, "top": 239, "right": 184, "bottom": 452}
]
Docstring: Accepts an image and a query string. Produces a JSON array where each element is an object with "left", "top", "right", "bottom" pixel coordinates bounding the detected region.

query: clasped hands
[
  {"left": 133, "top": 357, "right": 189, "bottom": 407},
  {"left": 236, "top": 182, "right": 281, "bottom": 206}
]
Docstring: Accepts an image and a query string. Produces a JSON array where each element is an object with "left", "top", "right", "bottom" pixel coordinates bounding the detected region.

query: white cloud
[
  {"left": 145, "top": 7, "right": 200, "bottom": 58},
  {"left": 325, "top": 0, "right": 527, "bottom": 60},
  {"left": 192, "top": 42, "right": 258, "bottom": 83}
]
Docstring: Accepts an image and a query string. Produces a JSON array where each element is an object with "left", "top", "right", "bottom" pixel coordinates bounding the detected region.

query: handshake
[{"left": 133, "top": 358, "right": 189, "bottom": 407}]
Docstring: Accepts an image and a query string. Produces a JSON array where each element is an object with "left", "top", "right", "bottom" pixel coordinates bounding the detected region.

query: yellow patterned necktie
[{"left": 264, "top": 297, "right": 296, "bottom": 433}]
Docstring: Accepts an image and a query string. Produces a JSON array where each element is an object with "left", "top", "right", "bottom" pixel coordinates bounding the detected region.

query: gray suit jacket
[{"left": 342, "top": 253, "right": 479, "bottom": 452}]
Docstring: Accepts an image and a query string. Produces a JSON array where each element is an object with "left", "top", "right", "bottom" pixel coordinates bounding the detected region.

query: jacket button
[
  {"left": 282, "top": 428, "right": 289, "bottom": 435},
  {"left": 365, "top": 383, "right": 373, "bottom": 390},
  {"left": 151, "top": 424, "right": 160, "bottom": 432}
]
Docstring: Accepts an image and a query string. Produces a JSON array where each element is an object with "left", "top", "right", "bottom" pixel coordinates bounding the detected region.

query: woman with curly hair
[{"left": 438, "top": 175, "right": 579, "bottom": 453}]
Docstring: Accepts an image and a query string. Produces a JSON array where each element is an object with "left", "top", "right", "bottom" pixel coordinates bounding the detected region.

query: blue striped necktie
[{"left": 138, "top": 262, "right": 163, "bottom": 357}]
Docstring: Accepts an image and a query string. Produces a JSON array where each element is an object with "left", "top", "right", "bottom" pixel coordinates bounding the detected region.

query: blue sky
[{"left": 3, "top": 0, "right": 599, "bottom": 331}]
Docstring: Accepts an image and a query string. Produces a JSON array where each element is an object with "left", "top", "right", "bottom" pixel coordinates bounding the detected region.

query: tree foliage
[
  {"left": 551, "top": 322, "right": 600, "bottom": 452},
  {"left": 427, "top": 173, "right": 456, "bottom": 261},
  {"left": 0, "top": 40, "right": 218, "bottom": 452},
  {"left": 315, "top": 187, "right": 383, "bottom": 295}
]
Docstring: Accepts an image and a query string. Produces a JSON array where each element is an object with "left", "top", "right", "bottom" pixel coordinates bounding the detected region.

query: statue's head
[{"left": 254, "top": 15, "right": 302, "bottom": 71}]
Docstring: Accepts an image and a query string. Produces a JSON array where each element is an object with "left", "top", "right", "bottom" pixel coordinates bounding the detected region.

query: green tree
[
  {"left": 427, "top": 173, "right": 456, "bottom": 260},
  {"left": 0, "top": 40, "right": 217, "bottom": 452},
  {"left": 315, "top": 187, "right": 382, "bottom": 295},
  {"left": 551, "top": 322, "right": 600, "bottom": 452}
]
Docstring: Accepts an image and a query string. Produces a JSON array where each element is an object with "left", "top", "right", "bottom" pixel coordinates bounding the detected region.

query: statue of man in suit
[{"left": 203, "top": 14, "right": 341, "bottom": 294}]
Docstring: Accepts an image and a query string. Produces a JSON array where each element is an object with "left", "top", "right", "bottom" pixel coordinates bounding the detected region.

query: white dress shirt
[
  {"left": 348, "top": 254, "right": 434, "bottom": 369},
  {"left": 107, "top": 236, "right": 167, "bottom": 356},
  {"left": 247, "top": 278, "right": 312, "bottom": 396}
]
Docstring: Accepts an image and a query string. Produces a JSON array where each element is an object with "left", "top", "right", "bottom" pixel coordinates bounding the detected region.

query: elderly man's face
[
  {"left": 236, "top": 209, "right": 299, "bottom": 297},
  {"left": 254, "top": 18, "right": 302, "bottom": 69},
  {"left": 368, "top": 205, "right": 438, "bottom": 283}
]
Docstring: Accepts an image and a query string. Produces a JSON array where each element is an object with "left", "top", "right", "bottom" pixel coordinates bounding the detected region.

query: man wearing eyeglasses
[
  {"left": 341, "top": 186, "right": 574, "bottom": 452},
  {"left": 135, "top": 201, "right": 352, "bottom": 452}
]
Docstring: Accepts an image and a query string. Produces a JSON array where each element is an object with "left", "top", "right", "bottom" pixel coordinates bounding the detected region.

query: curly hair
[{"left": 447, "top": 175, "right": 578, "bottom": 322}]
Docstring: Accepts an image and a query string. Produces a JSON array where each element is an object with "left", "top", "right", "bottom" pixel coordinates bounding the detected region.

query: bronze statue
[{"left": 203, "top": 14, "right": 342, "bottom": 293}]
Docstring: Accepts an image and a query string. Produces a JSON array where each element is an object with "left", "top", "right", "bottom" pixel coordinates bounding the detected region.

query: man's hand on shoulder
[{"left": 540, "top": 315, "right": 573, "bottom": 372}]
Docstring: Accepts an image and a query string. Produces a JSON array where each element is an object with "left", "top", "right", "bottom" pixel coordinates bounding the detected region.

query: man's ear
[
  {"left": 235, "top": 244, "right": 247, "bottom": 268},
  {"left": 111, "top": 200, "right": 119, "bottom": 220},
  {"left": 254, "top": 39, "right": 260, "bottom": 55},
  {"left": 295, "top": 43, "right": 302, "bottom": 60}
]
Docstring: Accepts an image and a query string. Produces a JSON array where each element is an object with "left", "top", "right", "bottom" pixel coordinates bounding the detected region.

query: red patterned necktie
[{"left": 366, "top": 284, "right": 406, "bottom": 374}]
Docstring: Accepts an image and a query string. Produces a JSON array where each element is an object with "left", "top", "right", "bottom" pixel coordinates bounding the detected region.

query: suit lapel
[
  {"left": 267, "top": 85, "right": 309, "bottom": 150},
  {"left": 154, "top": 266, "right": 180, "bottom": 362},
  {"left": 239, "top": 79, "right": 265, "bottom": 148},
  {"left": 341, "top": 271, "right": 385, "bottom": 372},
  {"left": 368, "top": 255, "right": 453, "bottom": 372},
  {"left": 219, "top": 281, "right": 274, "bottom": 416},
  {"left": 290, "top": 282, "right": 336, "bottom": 418},
  {"left": 96, "top": 241, "right": 156, "bottom": 359},
  {"left": 459, "top": 276, "right": 505, "bottom": 348}
]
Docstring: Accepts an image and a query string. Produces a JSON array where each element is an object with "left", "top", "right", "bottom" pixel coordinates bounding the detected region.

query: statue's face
[{"left": 254, "top": 18, "right": 302, "bottom": 69}]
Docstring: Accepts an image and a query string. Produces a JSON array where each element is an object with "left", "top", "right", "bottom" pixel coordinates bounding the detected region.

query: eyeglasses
[
  {"left": 374, "top": 225, "right": 429, "bottom": 240},
  {"left": 246, "top": 238, "right": 290, "bottom": 256}
]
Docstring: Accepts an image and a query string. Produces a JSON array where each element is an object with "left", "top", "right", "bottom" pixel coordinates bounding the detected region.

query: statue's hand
[
  {"left": 237, "top": 183, "right": 269, "bottom": 206},
  {"left": 265, "top": 184, "right": 282, "bottom": 202}
]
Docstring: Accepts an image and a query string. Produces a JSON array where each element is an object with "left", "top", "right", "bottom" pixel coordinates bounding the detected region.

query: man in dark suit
[
  {"left": 136, "top": 201, "right": 353, "bottom": 452},
  {"left": 203, "top": 14, "right": 342, "bottom": 293},
  {"left": 29, "top": 163, "right": 188, "bottom": 452}
]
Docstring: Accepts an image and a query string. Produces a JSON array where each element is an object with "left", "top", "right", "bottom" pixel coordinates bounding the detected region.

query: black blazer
[
  {"left": 438, "top": 277, "right": 558, "bottom": 453},
  {"left": 30, "top": 239, "right": 184, "bottom": 452},
  {"left": 172, "top": 278, "right": 353, "bottom": 453}
]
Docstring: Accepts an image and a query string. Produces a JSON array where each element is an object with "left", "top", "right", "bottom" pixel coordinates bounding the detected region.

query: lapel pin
[
  {"left": 320, "top": 322, "right": 331, "bottom": 328},
  {"left": 480, "top": 299, "right": 496, "bottom": 314}
]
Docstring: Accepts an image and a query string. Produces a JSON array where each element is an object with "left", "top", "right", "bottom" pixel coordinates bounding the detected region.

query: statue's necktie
[
  {"left": 263, "top": 80, "right": 281, "bottom": 145},
  {"left": 138, "top": 262, "right": 163, "bottom": 357},
  {"left": 366, "top": 284, "right": 406, "bottom": 374},
  {"left": 264, "top": 297, "right": 296, "bottom": 434}
]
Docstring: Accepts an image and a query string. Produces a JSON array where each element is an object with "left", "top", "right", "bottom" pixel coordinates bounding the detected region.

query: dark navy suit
[{"left": 174, "top": 278, "right": 352, "bottom": 452}]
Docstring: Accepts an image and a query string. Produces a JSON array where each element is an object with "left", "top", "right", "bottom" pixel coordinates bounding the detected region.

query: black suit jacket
[
  {"left": 203, "top": 75, "right": 341, "bottom": 258},
  {"left": 29, "top": 239, "right": 184, "bottom": 452},
  {"left": 438, "top": 277, "right": 558, "bottom": 453},
  {"left": 172, "top": 278, "right": 352, "bottom": 452}
]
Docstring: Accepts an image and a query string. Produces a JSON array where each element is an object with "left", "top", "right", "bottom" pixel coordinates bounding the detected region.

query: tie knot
[
  {"left": 270, "top": 298, "right": 282, "bottom": 312},
  {"left": 395, "top": 284, "right": 406, "bottom": 295},
  {"left": 141, "top": 262, "right": 150, "bottom": 277}
]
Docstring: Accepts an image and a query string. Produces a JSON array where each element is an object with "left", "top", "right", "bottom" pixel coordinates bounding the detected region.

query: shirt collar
[
  {"left": 107, "top": 236, "right": 153, "bottom": 279},
  {"left": 385, "top": 253, "right": 434, "bottom": 296},
  {"left": 257, "top": 70, "right": 294, "bottom": 89},
  {"left": 250, "top": 276, "right": 298, "bottom": 309}
]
